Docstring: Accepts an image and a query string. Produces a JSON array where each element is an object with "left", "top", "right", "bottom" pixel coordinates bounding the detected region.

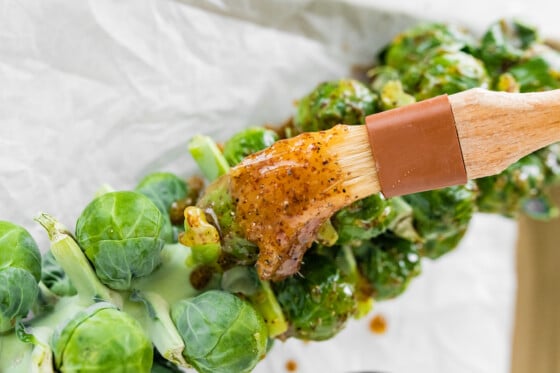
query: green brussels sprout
[
  {"left": 52, "top": 302, "right": 153, "bottom": 372},
  {"left": 223, "top": 127, "right": 279, "bottom": 166},
  {"left": 384, "top": 23, "right": 475, "bottom": 70},
  {"left": 171, "top": 290, "right": 268, "bottom": 373},
  {"left": 476, "top": 154, "right": 548, "bottom": 218},
  {"left": 75, "top": 191, "right": 165, "bottom": 290},
  {"left": 506, "top": 46, "right": 560, "bottom": 92},
  {"left": 136, "top": 172, "right": 189, "bottom": 243},
  {"left": 402, "top": 183, "right": 477, "bottom": 259},
  {"left": 273, "top": 253, "right": 356, "bottom": 341},
  {"left": 294, "top": 79, "right": 378, "bottom": 132},
  {"left": 405, "top": 51, "right": 490, "bottom": 100},
  {"left": 0, "top": 221, "right": 41, "bottom": 332},
  {"left": 354, "top": 234, "right": 422, "bottom": 301},
  {"left": 478, "top": 19, "right": 539, "bottom": 77},
  {"left": 332, "top": 193, "right": 395, "bottom": 246},
  {"left": 41, "top": 250, "right": 77, "bottom": 297}
]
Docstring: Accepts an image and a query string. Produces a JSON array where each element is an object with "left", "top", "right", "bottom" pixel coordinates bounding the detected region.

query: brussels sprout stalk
[
  {"left": 221, "top": 266, "right": 288, "bottom": 338},
  {"left": 188, "top": 135, "right": 230, "bottom": 181},
  {"left": 34, "top": 213, "right": 122, "bottom": 307},
  {"left": 129, "top": 291, "right": 188, "bottom": 368}
]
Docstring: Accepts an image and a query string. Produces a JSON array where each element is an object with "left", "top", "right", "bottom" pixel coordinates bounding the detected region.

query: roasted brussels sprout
[
  {"left": 506, "top": 46, "right": 560, "bottom": 92},
  {"left": 332, "top": 193, "right": 395, "bottom": 246},
  {"left": 476, "top": 154, "right": 549, "bottom": 218},
  {"left": 537, "top": 143, "right": 560, "bottom": 186},
  {"left": 0, "top": 221, "right": 41, "bottom": 332},
  {"left": 52, "top": 302, "right": 153, "bottom": 372},
  {"left": 402, "top": 183, "right": 477, "bottom": 259},
  {"left": 171, "top": 290, "right": 268, "bottom": 373},
  {"left": 354, "top": 234, "right": 422, "bottom": 301},
  {"left": 478, "top": 19, "right": 539, "bottom": 77},
  {"left": 273, "top": 252, "right": 356, "bottom": 341},
  {"left": 223, "top": 127, "right": 279, "bottom": 166},
  {"left": 384, "top": 23, "right": 475, "bottom": 70},
  {"left": 294, "top": 79, "right": 378, "bottom": 132},
  {"left": 405, "top": 50, "right": 490, "bottom": 100},
  {"left": 75, "top": 191, "right": 166, "bottom": 290},
  {"left": 196, "top": 176, "right": 258, "bottom": 266},
  {"left": 40, "top": 250, "right": 77, "bottom": 297}
]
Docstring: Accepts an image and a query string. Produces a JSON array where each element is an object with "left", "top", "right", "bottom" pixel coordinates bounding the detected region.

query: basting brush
[{"left": 228, "top": 87, "right": 560, "bottom": 280}]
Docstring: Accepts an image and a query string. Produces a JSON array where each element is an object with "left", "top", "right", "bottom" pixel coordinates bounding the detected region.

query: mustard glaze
[{"left": 229, "top": 126, "right": 352, "bottom": 280}]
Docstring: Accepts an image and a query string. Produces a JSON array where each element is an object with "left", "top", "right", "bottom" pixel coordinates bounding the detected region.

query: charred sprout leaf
[
  {"left": 506, "top": 46, "right": 560, "bottom": 92},
  {"left": 294, "top": 79, "right": 378, "bottom": 132},
  {"left": 384, "top": 23, "right": 476, "bottom": 70},
  {"left": 0, "top": 221, "right": 41, "bottom": 332},
  {"left": 476, "top": 154, "right": 547, "bottom": 218},
  {"left": 52, "top": 302, "right": 153, "bottom": 373},
  {"left": 41, "top": 250, "right": 77, "bottom": 297},
  {"left": 405, "top": 50, "right": 490, "bottom": 100},
  {"left": 332, "top": 193, "right": 395, "bottom": 246},
  {"left": 378, "top": 80, "right": 416, "bottom": 110},
  {"left": 223, "top": 127, "right": 279, "bottom": 166},
  {"left": 181, "top": 206, "right": 222, "bottom": 267},
  {"left": 171, "top": 290, "right": 268, "bottom": 373},
  {"left": 478, "top": 19, "right": 539, "bottom": 77},
  {"left": 354, "top": 234, "right": 422, "bottom": 301},
  {"left": 75, "top": 191, "right": 165, "bottom": 290},
  {"left": 196, "top": 176, "right": 258, "bottom": 266},
  {"left": 273, "top": 253, "right": 356, "bottom": 341},
  {"left": 402, "top": 183, "right": 477, "bottom": 259}
]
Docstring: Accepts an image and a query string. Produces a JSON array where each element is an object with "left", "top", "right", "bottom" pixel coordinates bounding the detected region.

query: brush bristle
[{"left": 328, "top": 125, "right": 380, "bottom": 200}]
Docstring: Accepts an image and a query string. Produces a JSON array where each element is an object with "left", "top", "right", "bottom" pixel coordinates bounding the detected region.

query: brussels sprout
[
  {"left": 75, "top": 191, "right": 165, "bottom": 290},
  {"left": 52, "top": 302, "right": 153, "bottom": 372},
  {"left": 536, "top": 143, "right": 560, "bottom": 186},
  {"left": 171, "top": 290, "right": 268, "bottom": 373},
  {"left": 135, "top": 172, "right": 189, "bottom": 243},
  {"left": 506, "top": 46, "right": 560, "bottom": 92},
  {"left": 478, "top": 19, "right": 539, "bottom": 77},
  {"left": 294, "top": 79, "right": 378, "bottom": 132},
  {"left": 378, "top": 80, "right": 416, "bottom": 110},
  {"left": 273, "top": 253, "right": 356, "bottom": 341},
  {"left": 41, "top": 250, "right": 77, "bottom": 297},
  {"left": 384, "top": 23, "right": 475, "bottom": 70},
  {"left": 332, "top": 193, "right": 395, "bottom": 246},
  {"left": 221, "top": 266, "right": 288, "bottom": 337},
  {"left": 476, "top": 154, "right": 548, "bottom": 218},
  {"left": 196, "top": 176, "right": 258, "bottom": 266},
  {"left": 354, "top": 234, "right": 422, "bottom": 301},
  {"left": 223, "top": 127, "right": 279, "bottom": 166},
  {"left": 0, "top": 221, "right": 41, "bottom": 332},
  {"left": 402, "top": 183, "right": 477, "bottom": 259},
  {"left": 405, "top": 50, "right": 490, "bottom": 100}
]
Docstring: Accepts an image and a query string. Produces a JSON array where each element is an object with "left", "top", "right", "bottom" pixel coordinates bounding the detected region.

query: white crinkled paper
[{"left": 1, "top": 1, "right": 557, "bottom": 372}]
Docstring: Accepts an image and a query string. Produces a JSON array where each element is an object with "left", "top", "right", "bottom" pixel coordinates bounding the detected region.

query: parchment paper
[{"left": 1, "top": 1, "right": 557, "bottom": 372}]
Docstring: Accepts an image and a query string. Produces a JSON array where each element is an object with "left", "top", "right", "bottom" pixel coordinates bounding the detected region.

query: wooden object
[
  {"left": 511, "top": 186, "right": 560, "bottom": 373},
  {"left": 450, "top": 88, "right": 560, "bottom": 179}
]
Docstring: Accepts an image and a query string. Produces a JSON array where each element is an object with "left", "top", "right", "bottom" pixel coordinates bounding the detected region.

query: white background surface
[{"left": 1, "top": 1, "right": 557, "bottom": 372}]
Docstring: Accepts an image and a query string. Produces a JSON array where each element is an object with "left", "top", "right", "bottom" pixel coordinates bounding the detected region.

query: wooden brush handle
[{"left": 449, "top": 88, "right": 560, "bottom": 179}]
